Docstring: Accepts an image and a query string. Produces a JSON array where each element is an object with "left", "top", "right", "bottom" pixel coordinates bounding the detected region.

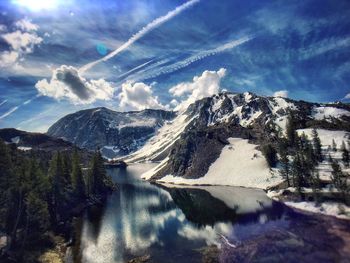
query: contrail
[
  {"left": 79, "top": 0, "right": 200, "bottom": 74},
  {"left": 129, "top": 36, "right": 253, "bottom": 82},
  {"left": 0, "top": 95, "right": 41, "bottom": 121},
  {"left": 0, "top": 100, "right": 7, "bottom": 107},
  {"left": 0, "top": 106, "right": 19, "bottom": 120},
  {"left": 116, "top": 59, "right": 156, "bottom": 79}
]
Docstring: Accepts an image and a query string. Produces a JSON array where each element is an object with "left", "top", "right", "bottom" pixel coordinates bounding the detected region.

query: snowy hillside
[
  {"left": 124, "top": 113, "right": 197, "bottom": 162},
  {"left": 122, "top": 92, "right": 350, "bottom": 190},
  {"left": 154, "top": 138, "right": 283, "bottom": 189}
]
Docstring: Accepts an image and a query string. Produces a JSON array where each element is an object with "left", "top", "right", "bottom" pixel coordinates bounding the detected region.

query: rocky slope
[
  {"left": 47, "top": 107, "right": 176, "bottom": 158},
  {"left": 124, "top": 92, "right": 350, "bottom": 183}
]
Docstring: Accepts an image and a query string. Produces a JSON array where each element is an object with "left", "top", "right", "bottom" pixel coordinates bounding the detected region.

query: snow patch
[
  {"left": 125, "top": 113, "right": 197, "bottom": 162},
  {"left": 297, "top": 129, "right": 349, "bottom": 149},
  {"left": 11, "top": 136, "right": 20, "bottom": 144},
  {"left": 17, "top": 146, "right": 32, "bottom": 151},
  {"left": 270, "top": 97, "right": 296, "bottom": 133},
  {"left": 313, "top": 106, "right": 350, "bottom": 121},
  {"left": 156, "top": 138, "right": 283, "bottom": 190},
  {"left": 285, "top": 201, "right": 350, "bottom": 220}
]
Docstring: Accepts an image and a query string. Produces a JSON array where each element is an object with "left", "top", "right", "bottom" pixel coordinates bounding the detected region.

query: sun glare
[{"left": 13, "top": 0, "right": 59, "bottom": 11}]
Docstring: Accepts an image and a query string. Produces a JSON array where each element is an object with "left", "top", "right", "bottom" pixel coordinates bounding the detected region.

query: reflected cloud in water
[{"left": 73, "top": 164, "right": 287, "bottom": 263}]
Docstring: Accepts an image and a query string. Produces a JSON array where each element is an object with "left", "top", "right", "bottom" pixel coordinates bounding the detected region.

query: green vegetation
[
  {"left": 0, "top": 140, "right": 115, "bottom": 261},
  {"left": 262, "top": 143, "right": 278, "bottom": 168},
  {"left": 268, "top": 112, "right": 350, "bottom": 205}
]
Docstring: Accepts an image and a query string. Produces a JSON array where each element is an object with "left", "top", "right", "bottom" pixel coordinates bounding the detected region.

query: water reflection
[{"left": 73, "top": 164, "right": 288, "bottom": 263}]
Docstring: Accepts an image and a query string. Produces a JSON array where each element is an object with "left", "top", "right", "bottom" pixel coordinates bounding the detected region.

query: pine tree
[
  {"left": 331, "top": 159, "right": 343, "bottom": 190},
  {"left": 262, "top": 144, "right": 277, "bottom": 168},
  {"left": 88, "top": 150, "right": 114, "bottom": 196},
  {"left": 0, "top": 139, "right": 15, "bottom": 231},
  {"left": 49, "top": 152, "right": 68, "bottom": 222},
  {"left": 332, "top": 139, "right": 337, "bottom": 152},
  {"left": 310, "top": 171, "right": 322, "bottom": 205},
  {"left": 330, "top": 159, "right": 349, "bottom": 203},
  {"left": 24, "top": 188, "right": 50, "bottom": 242},
  {"left": 286, "top": 113, "right": 297, "bottom": 146},
  {"left": 278, "top": 139, "right": 291, "bottom": 187},
  {"left": 311, "top": 128, "right": 323, "bottom": 162},
  {"left": 304, "top": 136, "right": 317, "bottom": 172},
  {"left": 291, "top": 154, "right": 303, "bottom": 193},
  {"left": 28, "top": 158, "right": 49, "bottom": 197},
  {"left": 341, "top": 141, "right": 350, "bottom": 167},
  {"left": 71, "top": 150, "right": 86, "bottom": 199},
  {"left": 62, "top": 152, "right": 72, "bottom": 186}
]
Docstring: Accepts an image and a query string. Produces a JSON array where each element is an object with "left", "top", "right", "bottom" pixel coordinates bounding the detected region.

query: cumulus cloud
[
  {"left": 118, "top": 81, "right": 165, "bottom": 111},
  {"left": 35, "top": 65, "right": 114, "bottom": 104},
  {"left": 2, "top": 30, "right": 42, "bottom": 52},
  {"left": 273, "top": 90, "right": 289, "bottom": 98},
  {"left": 0, "top": 51, "right": 19, "bottom": 65},
  {"left": 0, "top": 19, "right": 42, "bottom": 68},
  {"left": 169, "top": 68, "right": 226, "bottom": 111},
  {"left": 15, "top": 18, "right": 39, "bottom": 32}
]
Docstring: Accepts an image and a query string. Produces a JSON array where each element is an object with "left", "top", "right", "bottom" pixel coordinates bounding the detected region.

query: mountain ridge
[
  {"left": 45, "top": 91, "right": 350, "bottom": 185},
  {"left": 47, "top": 107, "right": 176, "bottom": 158},
  {"left": 123, "top": 91, "right": 350, "bottom": 184}
]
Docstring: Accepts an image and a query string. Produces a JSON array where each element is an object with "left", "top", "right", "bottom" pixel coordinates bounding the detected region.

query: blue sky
[{"left": 0, "top": 0, "right": 350, "bottom": 132}]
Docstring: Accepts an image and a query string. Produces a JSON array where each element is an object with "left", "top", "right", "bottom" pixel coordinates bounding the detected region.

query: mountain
[
  {"left": 124, "top": 92, "right": 350, "bottom": 187},
  {"left": 47, "top": 107, "right": 176, "bottom": 158},
  {"left": 0, "top": 128, "right": 92, "bottom": 166},
  {"left": 0, "top": 128, "right": 74, "bottom": 151}
]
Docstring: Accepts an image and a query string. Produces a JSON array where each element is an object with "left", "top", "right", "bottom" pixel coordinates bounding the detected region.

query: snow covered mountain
[
  {"left": 47, "top": 107, "right": 176, "bottom": 158},
  {"left": 124, "top": 92, "right": 350, "bottom": 188},
  {"left": 47, "top": 92, "right": 350, "bottom": 188}
]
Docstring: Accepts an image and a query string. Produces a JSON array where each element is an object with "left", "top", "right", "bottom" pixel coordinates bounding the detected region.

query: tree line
[
  {"left": 0, "top": 139, "right": 115, "bottom": 261},
  {"left": 262, "top": 113, "right": 350, "bottom": 204}
]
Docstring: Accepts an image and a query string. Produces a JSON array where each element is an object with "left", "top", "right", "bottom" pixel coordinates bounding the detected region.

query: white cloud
[
  {"left": 2, "top": 30, "right": 42, "bottom": 53},
  {"left": 0, "top": 19, "right": 42, "bottom": 69},
  {"left": 0, "top": 25, "right": 7, "bottom": 32},
  {"left": 35, "top": 65, "right": 114, "bottom": 104},
  {"left": 169, "top": 99, "right": 179, "bottom": 107},
  {"left": 170, "top": 68, "right": 226, "bottom": 111},
  {"left": 15, "top": 18, "right": 39, "bottom": 32},
  {"left": 0, "top": 51, "right": 19, "bottom": 66},
  {"left": 118, "top": 81, "right": 165, "bottom": 111},
  {"left": 273, "top": 90, "right": 289, "bottom": 98}
]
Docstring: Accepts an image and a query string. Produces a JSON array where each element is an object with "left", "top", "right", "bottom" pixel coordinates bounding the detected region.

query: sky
[{"left": 0, "top": 0, "right": 350, "bottom": 132}]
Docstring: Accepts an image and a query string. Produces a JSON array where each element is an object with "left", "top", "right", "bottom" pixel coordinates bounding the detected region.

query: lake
[{"left": 69, "top": 164, "right": 349, "bottom": 263}]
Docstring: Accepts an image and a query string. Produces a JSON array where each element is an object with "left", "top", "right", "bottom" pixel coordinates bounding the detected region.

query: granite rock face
[{"left": 47, "top": 107, "right": 176, "bottom": 158}]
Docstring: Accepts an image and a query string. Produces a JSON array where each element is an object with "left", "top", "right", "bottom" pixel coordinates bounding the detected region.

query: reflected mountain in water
[
  {"left": 160, "top": 184, "right": 287, "bottom": 227},
  {"left": 71, "top": 164, "right": 291, "bottom": 263}
]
